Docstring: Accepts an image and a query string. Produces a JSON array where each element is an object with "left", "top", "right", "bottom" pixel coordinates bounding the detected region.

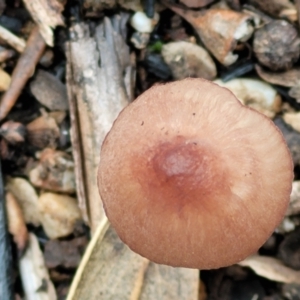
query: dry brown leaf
[
  {"left": 23, "top": 0, "right": 65, "bottom": 46},
  {"left": 19, "top": 233, "right": 57, "bottom": 300},
  {"left": 256, "top": 64, "right": 300, "bottom": 87},
  {"left": 29, "top": 148, "right": 75, "bottom": 193},
  {"left": 164, "top": 3, "right": 253, "bottom": 65},
  {"left": 238, "top": 255, "right": 300, "bottom": 284},
  {"left": 5, "top": 191, "right": 28, "bottom": 251},
  {"left": 26, "top": 113, "right": 60, "bottom": 149}
]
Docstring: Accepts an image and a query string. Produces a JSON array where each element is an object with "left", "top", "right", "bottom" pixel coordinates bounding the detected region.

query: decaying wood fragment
[
  {"left": 22, "top": 0, "right": 65, "bottom": 46},
  {"left": 66, "top": 16, "right": 134, "bottom": 228},
  {"left": 0, "top": 27, "right": 46, "bottom": 121}
]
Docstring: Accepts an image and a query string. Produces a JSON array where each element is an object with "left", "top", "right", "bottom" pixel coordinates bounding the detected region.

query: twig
[
  {"left": 295, "top": 0, "right": 300, "bottom": 29},
  {"left": 0, "top": 158, "right": 13, "bottom": 300},
  {"left": 0, "top": 25, "right": 26, "bottom": 53},
  {"left": 0, "top": 26, "right": 46, "bottom": 121}
]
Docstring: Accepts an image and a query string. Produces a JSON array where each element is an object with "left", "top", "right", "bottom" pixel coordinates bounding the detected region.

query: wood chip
[
  {"left": 19, "top": 233, "right": 57, "bottom": 300},
  {"left": 0, "top": 24, "right": 26, "bottom": 53},
  {"left": 5, "top": 191, "right": 28, "bottom": 251},
  {"left": 66, "top": 16, "right": 134, "bottom": 228},
  {"left": 238, "top": 255, "right": 300, "bottom": 284},
  {"left": 22, "top": 0, "right": 65, "bottom": 46}
]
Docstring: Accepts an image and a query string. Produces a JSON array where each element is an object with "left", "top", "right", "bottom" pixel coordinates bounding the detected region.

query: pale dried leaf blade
[
  {"left": 23, "top": 0, "right": 65, "bottom": 46},
  {"left": 140, "top": 263, "right": 199, "bottom": 300},
  {"left": 66, "top": 17, "right": 133, "bottom": 231},
  {"left": 238, "top": 255, "right": 300, "bottom": 284},
  {"left": 19, "top": 233, "right": 57, "bottom": 300},
  {"left": 66, "top": 219, "right": 149, "bottom": 300}
]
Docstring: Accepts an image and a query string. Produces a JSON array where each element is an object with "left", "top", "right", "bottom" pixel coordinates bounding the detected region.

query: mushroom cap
[{"left": 98, "top": 78, "right": 293, "bottom": 269}]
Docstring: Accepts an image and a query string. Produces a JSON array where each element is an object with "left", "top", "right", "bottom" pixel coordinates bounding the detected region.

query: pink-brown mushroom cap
[{"left": 98, "top": 78, "right": 293, "bottom": 269}]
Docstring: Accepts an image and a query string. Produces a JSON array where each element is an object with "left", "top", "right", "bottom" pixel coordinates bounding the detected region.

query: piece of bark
[
  {"left": 29, "top": 148, "right": 75, "bottom": 193},
  {"left": 22, "top": 0, "right": 65, "bottom": 46},
  {"left": 0, "top": 159, "right": 13, "bottom": 300},
  {"left": 0, "top": 26, "right": 46, "bottom": 121},
  {"left": 66, "top": 16, "right": 134, "bottom": 228},
  {"left": 30, "top": 70, "right": 68, "bottom": 111}
]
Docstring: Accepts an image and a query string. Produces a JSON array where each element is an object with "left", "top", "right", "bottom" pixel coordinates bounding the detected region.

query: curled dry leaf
[
  {"left": 253, "top": 20, "right": 300, "bottom": 71},
  {"left": 165, "top": 4, "right": 254, "bottom": 65},
  {"left": 214, "top": 78, "right": 281, "bottom": 118},
  {"left": 238, "top": 255, "right": 300, "bottom": 284},
  {"left": 255, "top": 64, "right": 300, "bottom": 87},
  {"left": 26, "top": 112, "right": 60, "bottom": 149},
  {"left": 30, "top": 70, "right": 69, "bottom": 111},
  {"left": 161, "top": 41, "right": 217, "bottom": 80},
  {"left": 38, "top": 193, "right": 82, "bottom": 239},
  {"left": 23, "top": 0, "right": 65, "bottom": 46},
  {"left": 5, "top": 191, "right": 28, "bottom": 251},
  {"left": 29, "top": 148, "right": 75, "bottom": 193},
  {"left": 286, "top": 181, "right": 300, "bottom": 216},
  {"left": 6, "top": 177, "right": 41, "bottom": 226},
  {"left": 19, "top": 233, "right": 57, "bottom": 300}
]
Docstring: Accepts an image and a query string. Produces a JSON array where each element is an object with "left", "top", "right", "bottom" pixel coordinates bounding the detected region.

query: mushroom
[{"left": 98, "top": 78, "right": 293, "bottom": 269}]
